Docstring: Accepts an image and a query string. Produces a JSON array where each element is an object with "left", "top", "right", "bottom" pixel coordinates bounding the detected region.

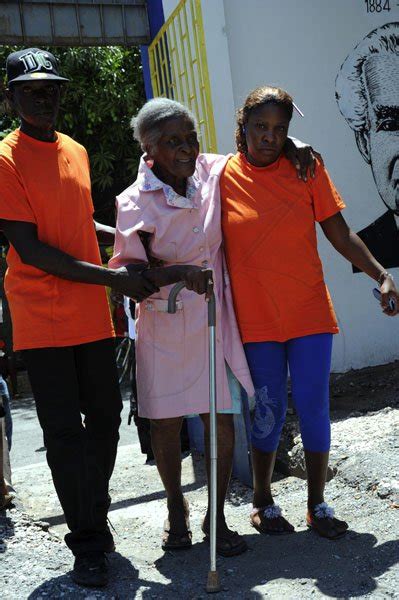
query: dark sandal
[
  {"left": 250, "top": 505, "right": 295, "bottom": 535},
  {"left": 306, "top": 502, "right": 348, "bottom": 539},
  {"left": 162, "top": 519, "right": 192, "bottom": 550},
  {"left": 202, "top": 526, "right": 247, "bottom": 557},
  {"left": 162, "top": 498, "right": 192, "bottom": 551},
  {"left": 0, "top": 493, "right": 14, "bottom": 511}
]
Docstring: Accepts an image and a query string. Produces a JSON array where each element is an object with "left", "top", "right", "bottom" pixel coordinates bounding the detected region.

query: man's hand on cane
[{"left": 181, "top": 266, "right": 214, "bottom": 301}]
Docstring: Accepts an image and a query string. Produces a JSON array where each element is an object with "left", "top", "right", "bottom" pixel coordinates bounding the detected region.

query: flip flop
[
  {"left": 306, "top": 502, "right": 348, "bottom": 540},
  {"left": 250, "top": 505, "right": 295, "bottom": 535}
]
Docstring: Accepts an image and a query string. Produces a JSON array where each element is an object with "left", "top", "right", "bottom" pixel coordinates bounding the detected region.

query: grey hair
[
  {"left": 335, "top": 22, "right": 399, "bottom": 132},
  {"left": 131, "top": 97, "right": 197, "bottom": 152}
]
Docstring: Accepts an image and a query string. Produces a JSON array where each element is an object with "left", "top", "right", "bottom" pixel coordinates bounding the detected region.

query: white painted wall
[
  {"left": 161, "top": 0, "right": 178, "bottom": 20},
  {"left": 199, "top": 1, "right": 236, "bottom": 153},
  {"left": 160, "top": 0, "right": 399, "bottom": 371}
]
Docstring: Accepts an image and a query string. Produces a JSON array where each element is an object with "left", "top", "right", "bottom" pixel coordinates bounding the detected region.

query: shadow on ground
[
  {"left": 11, "top": 525, "right": 399, "bottom": 599},
  {"left": 153, "top": 530, "right": 399, "bottom": 598},
  {"left": 10, "top": 394, "right": 36, "bottom": 422},
  {"left": 27, "top": 553, "right": 142, "bottom": 599},
  {"left": 0, "top": 511, "right": 15, "bottom": 554}
]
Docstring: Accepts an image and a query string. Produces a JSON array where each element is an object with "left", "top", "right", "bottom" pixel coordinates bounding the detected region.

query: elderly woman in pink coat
[{"left": 110, "top": 98, "right": 312, "bottom": 556}]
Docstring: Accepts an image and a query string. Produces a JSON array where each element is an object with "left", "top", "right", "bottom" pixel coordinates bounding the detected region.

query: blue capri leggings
[{"left": 244, "top": 333, "right": 333, "bottom": 453}]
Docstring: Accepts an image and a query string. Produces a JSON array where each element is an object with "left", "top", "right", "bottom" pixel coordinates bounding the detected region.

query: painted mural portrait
[{"left": 335, "top": 22, "right": 399, "bottom": 271}]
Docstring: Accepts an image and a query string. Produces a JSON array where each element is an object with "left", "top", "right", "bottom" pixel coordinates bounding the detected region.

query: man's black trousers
[{"left": 23, "top": 338, "right": 122, "bottom": 555}]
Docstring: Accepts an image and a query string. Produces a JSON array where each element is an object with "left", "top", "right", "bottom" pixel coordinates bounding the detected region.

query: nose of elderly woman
[{"left": 179, "top": 139, "right": 196, "bottom": 155}]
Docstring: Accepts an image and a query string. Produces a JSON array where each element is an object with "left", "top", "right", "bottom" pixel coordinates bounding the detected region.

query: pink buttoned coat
[{"left": 110, "top": 154, "right": 254, "bottom": 419}]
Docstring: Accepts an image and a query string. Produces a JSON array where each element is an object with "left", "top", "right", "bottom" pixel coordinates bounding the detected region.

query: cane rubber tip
[{"left": 206, "top": 570, "right": 221, "bottom": 593}]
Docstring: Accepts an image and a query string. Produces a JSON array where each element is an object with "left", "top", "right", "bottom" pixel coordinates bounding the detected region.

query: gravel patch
[{"left": 1, "top": 393, "right": 398, "bottom": 598}]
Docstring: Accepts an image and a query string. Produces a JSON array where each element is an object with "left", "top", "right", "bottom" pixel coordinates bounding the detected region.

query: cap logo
[{"left": 19, "top": 51, "right": 53, "bottom": 74}]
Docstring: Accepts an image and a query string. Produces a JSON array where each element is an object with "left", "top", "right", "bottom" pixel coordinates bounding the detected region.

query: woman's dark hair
[{"left": 235, "top": 86, "right": 294, "bottom": 153}]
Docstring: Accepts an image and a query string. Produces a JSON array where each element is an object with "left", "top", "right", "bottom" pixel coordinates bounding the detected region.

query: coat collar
[{"left": 137, "top": 157, "right": 200, "bottom": 209}]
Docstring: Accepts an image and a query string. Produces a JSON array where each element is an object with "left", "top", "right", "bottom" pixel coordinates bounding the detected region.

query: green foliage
[{"left": 0, "top": 46, "right": 146, "bottom": 221}]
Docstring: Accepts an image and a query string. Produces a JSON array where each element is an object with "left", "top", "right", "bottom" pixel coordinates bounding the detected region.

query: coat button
[{"left": 193, "top": 226, "right": 200, "bottom": 233}]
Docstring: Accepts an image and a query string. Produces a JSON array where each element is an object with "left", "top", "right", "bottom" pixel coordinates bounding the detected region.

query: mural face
[
  {"left": 364, "top": 54, "right": 399, "bottom": 214},
  {"left": 336, "top": 22, "right": 399, "bottom": 270}
]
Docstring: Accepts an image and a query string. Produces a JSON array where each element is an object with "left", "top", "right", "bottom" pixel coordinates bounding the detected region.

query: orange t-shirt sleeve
[
  {"left": 0, "top": 159, "right": 36, "bottom": 224},
  {"left": 310, "top": 163, "right": 346, "bottom": 223}
]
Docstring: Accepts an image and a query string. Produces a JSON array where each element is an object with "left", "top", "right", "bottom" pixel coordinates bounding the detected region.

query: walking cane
[{"left": 168, "top": 282, "right": 221, "bottom": 594}]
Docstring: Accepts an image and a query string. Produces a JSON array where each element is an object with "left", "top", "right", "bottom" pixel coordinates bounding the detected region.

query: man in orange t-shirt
[
  {"left": 220, "top": 85, "right": 399, "bottom": 541},
  {"left": 0, "top": 48, "right": 160, "bottom": 588}
]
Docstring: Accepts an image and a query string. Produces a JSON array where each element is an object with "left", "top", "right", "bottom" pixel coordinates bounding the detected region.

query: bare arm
[
  {"left": 0, "top": 219, "right": 213, "bottom": 301},
  {"left": 320, "top": 212, "right": 399, "bottom": 315},
  {"left": 0, "top": 219, "right": 158, "bottom": 301}
]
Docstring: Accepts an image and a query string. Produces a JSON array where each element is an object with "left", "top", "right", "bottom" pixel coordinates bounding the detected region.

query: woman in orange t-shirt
[{"left": 221, "top": 86, "right": 399, "bottom": 539}]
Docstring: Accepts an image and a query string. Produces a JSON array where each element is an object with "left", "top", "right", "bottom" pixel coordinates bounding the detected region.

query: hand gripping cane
[{"left": 168, "top": 282, "right": 221, "bottom": 593}]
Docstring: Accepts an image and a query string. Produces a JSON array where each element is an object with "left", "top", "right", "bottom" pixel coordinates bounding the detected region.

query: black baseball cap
[{"left": 6, "top": 48, "right": 69, "bottom": 85}]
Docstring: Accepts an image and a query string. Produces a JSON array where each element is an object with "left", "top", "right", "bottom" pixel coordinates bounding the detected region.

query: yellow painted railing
[{"left": 148, "top": 0, "right": 217, "bottom": 153}]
